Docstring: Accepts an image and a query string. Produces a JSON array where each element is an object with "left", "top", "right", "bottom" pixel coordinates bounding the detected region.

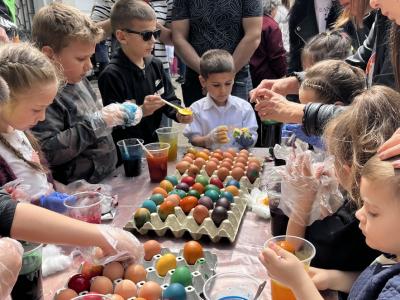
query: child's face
[
  {"left": 47, "top": 39, "right": 95, "bottom": 84},
  {"left": 0, "top": 81, "right": 58, "bottom": 131},
  {"left": 299, "top": 86, "right": 319, "bottom": 104},
  {"left": 356, "top": 177, "right": 400, "bottom": 256},
  {"left": 199, "top": 72, "right": 235, "bottom": 106},
  {"left": 117, "top": 19, "right": 157, "bottom": 59}
]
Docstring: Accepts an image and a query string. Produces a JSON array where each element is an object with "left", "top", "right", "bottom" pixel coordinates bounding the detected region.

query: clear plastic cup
[
  {"left": 155, "top": 127, "right": 179, "bottom": 161},
  {"left": 203, "top": 272, "right": 261, "bottom": 300},
  {"left": 64, "top": 192, "right": 105, "bottom": 224},
  {"left": 72, "top": 294, "right": 113, "bottom": 299},
  {"left": 144, "top": 142, "right": 170, "bottom": 182},
  {"left": 117, "top": 138, "right": 144, "bottom": 177},
  {"left": 265, "top": 235, "right": 316, "bottom": 300}
]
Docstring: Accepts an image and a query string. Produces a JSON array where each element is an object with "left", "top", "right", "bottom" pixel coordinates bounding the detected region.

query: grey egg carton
[{"left": 125, "top": 188, "right": 248, "bottom": 243}]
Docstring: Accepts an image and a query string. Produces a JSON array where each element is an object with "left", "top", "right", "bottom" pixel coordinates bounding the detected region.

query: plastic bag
[
  {"left": 244, "top": 188, "right": 270, "bottom": 219},
  {"left": 0, "top": 238, "right": 23, "bottom": 299},
  {"left": 3, "top": 179, "right": 32, "bottom": 202}
]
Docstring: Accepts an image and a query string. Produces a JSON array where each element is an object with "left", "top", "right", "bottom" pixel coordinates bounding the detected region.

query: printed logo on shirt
[{"left": 155, "top": 79, "right": 164, "bottom": 95}]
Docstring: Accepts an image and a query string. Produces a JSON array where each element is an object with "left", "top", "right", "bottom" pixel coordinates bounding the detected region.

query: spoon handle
[{"left": 160, "top": 98, "right": 180, "bottom": 111}]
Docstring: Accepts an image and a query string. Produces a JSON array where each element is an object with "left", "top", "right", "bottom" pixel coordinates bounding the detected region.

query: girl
[{"left": 260, "top": 85, "right": 400, "bottom": 298}]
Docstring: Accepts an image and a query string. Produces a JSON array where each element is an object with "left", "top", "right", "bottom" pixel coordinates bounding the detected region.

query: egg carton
[{"left": 125, "top": 192, "right": 247, "bottom": 243}]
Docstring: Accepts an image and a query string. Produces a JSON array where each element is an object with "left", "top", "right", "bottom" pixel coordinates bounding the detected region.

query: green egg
[
  {"left": 142, "top": 199, "right": 157, "bottom": 213},
  {"left": 205, "top": 184, "right": 220, "bottom": 193},
  {"left": 171, "top": 266, "right": 192, "bottom": 287},
  {"left": 220, "top": 191, "right": 234, "bottom": 203},
  {"left": 204, "top": 189, "right": 220, "bottom": 202},
  {"left": 195, "top": 175, "right": 209, "bottom": 187},
  {"left": 133, "top": 207, "right": 151, "bottom": 228},
  {"left": 165, "top": 175, "right": 179, "bottom": 186},
  {"left": 150, "top": 193, "right": 165, "bottom": 205},
  {"left": 187, "top": 189, "right": 201, "bottom": 199},
  {"left": 169, "top": 189, "right": 187, "bottom": 199}
]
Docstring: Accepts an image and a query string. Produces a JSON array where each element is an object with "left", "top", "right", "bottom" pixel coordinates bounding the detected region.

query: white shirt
[
  {"left": 274, "top": 5, "right": 290, "bottom": 52},
  {"left": 183, "top": 95, "right": 258, "bottom": 148},
  {"left": 0, "top": 130, "right": 51, "bottom": 197},
  {"left": 314, "top": 0, "right": 333, "bottom": 33}
]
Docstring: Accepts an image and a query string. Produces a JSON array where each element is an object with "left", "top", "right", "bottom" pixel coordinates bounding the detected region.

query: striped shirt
[{"left": 90, "top": 0, "right": 172, "bottom": 70}]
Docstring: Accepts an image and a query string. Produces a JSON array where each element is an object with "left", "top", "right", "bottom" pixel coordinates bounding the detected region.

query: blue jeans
[{"left": 231, "top": 65, "right": 253, "bottom": 101}]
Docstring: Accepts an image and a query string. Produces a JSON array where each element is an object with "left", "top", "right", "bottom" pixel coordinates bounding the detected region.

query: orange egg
[
  {"left": 152, "top": 187, "right": 168, "bottom": 198},
  {"left": 103, "top": 261, "right": 124, "bottom": 281},
  {"left": 165, "top": 194, "right": 181, "bottom": 206},
  {"left": 114, "top": 279, "right": 138, "bottom": 298},
  {"left": 235, "top": 156, "right": 248, "bottom": 165},
  {"left": 124, "top": 264, "right": 147, "bottom": 283},
  {"left": 138, "top": 281, "right": 162, "bottom": 300},
  {"left": 186, "top": 147, "right": 198, "bottom": 156},
  {"left": 234, "top": 162, "right": 246, "bottom": 170},
  {"left": 219, "top": 161, "right": 232, "bottom": 170},
  {"left": 187, "top": 164, "right": 200, "bottom": 178},
  {"left": 179, "top": 196, "right": 198, "bottom": 214},
  {"left": 55, "top": 288, "right": 78, "bottom": 300},
  {"left": 205, "top": 161, "right": 218, "bottom": 176},
  {"left": 223, "top": 152, "right": 234, "bottom": 160},
  {"left": 231, "top": 167, "right": 244, "bottom": 181},
  {"left": 182, "top": 156, "right": 194, "bottom": 164},
  {"left": 225, "top": 185, "right": 239, "bottom": 196},
  {"left": 90, "top": 276, "right": 113, "bottom": 294},
  {"left": 143, "top": 240, "right": 162, "bottom": 261},
  {"left": 212, "top": 152, "right": 223, "bottom": 161},
  {"left": 183, "top": 241, "right": 204, "bottom": 265},
  {"left": 193, "top": 157, "right": 206, "bottom": 169},
  {"left": 176, "top": 161, "right": 190, "bottom": 174},
  {"left": 202, "top": 148, "right": 211, "bottom": 154},
  {"left": 196, "top": 151, "right": 209, "bottom": 160},
  {"left": 217, "top": 167, "right": 230, "bottom": 181},
  {"left": 191, "top": 182, "right": 205, "bottom": 194}
]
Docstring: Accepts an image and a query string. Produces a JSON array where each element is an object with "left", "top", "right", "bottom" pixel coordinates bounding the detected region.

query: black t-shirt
[{"left": 172, "top": 0, "right": 262, "bottom": 56}]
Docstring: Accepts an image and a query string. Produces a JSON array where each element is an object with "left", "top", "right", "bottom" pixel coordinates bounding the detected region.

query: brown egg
[
  {"left": 193, "top": 204, "right": 210, "bottom": 225},
  {"left": 235, "top": 156, "right": 248, "bottom": 165},
  {"left": 176, "top": 161, "right": 191, "bottom": 174},
  {"left": 239, "top": 149, "right": 249, "bottom": 156},
  {"left": 205, "top": 161, "right": 218, "bottom": 176},
  {"left": 202, "top": 148, "right": 210, "bottom": 154},
  {"left": 143, "top": 240, "right": 162, "bottom": 260},
  {"left": 103, "top": 262, "right": 124, "bottom": 281},
  {"left": 187, "top": 164, "right": 200, "bottom": 177},
  {"left": 55, "top": 288, "right": 78, "bottom": 300},
  {"left": 222, "top": 157, "right": 234, "bottom": 164},
  {"left": 247, "top": 162, "right": 261, "bottom": 172},
  {"left": 209, "top": 157, "right": 220, "bottom": 164},
  {"left": 223, "top": 152, "right": 234, "bottom": 160},
  {"left": 193, "top": 157, "right": 206, "bottom": 169},
  {"left": 234, "top": 162, "right": 246, "bottom": 170},
  {"left": 124, "top": 264, "right": 147, "bottom": 283},
  {"left": 220, "top": 161, "right": 233, "bottom": 170},
  {"left": 182, "top": 156, "right": 194, "bottom": 164},
  {"left": 138, "top": 281, "right": 162, "bottom": 300},
  {"left": 90, "top": 276, "right": 113, "bottom": 294},
  {"left": 212, "top": 152, "right": 223, "bottom": 161},
  {"left": 213, "top": 149, "right": 223, "bottom": 155},
  {"left": 217, "top": 167, "right": 230, "bottom": 181},
  {"left": 248, "top": 157, "right": 262, "bottom": 167},
  {"left": 114, "top": 279, "right": 138, "bottom": 299},
  {"left": 226, "top": 147, "right": 237, "bottom": 157},
  {"left": 185, "top": 153, "right": 196, "bottom": 160},
  {"left": 231, "top": 167, "right": 245, "bottom": 181},
  {"left": 109, "top": 295, "right": 125, "bottom": 300}
]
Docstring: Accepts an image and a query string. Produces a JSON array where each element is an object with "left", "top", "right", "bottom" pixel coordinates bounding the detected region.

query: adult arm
[{"left": 91, "top": 0, "right": 113, "bottom": 38}]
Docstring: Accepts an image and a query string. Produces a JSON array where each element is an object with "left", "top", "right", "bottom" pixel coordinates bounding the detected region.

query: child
[
  {"left": 260, "top": 86, "right": 400, "bottom": 298},
  {"left": 98, "top": 0, "right": 192, "bottom": 146},
  {"left": 301, "top": 29, "right": 353, "bottom": 70},
  {"left": 31, "top": 3, "right": 142, "bottom": 184},
  {"left": 183, "top": 49, "right": 258, "bottom": 149}
]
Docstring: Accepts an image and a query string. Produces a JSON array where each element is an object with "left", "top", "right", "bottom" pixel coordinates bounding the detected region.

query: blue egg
[
  {"left": 163, "top": 283, "right": 187, "bottom": 300},
  {"left": 225, "top": 179, "right": 240, "bottom": 189},
  {"left": 141, "top": 199, "right": 157, "bottom": 213},
  {"left": 220, "top": 191, "right": 234, "bottom": 203}
]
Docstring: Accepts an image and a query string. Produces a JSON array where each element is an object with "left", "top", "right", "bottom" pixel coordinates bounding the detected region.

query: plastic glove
[
  {"left": 0, "top": 238, "right": 23, "bottom": 299},
  {"left": 282, "top": 124, "right": 324, "bottom": 149},
  {"left": 3, "top": 179, "right": 31, "bottom": 202},
  {"left": 92, "top": 225, "right": 144, "bottom": 265},
  {"left": 121, "top": 102, "right": 143, "bottom": 127},
  {"left": 39, "top": 192, "right": 73, "bottom": 213},
  {"left": 101, "top": 102, "right": 142, "bottom": 128},
  {"left": 205, "top": 125, "right": 229, "bottom": 148},
  {"left": 233, "top": 127, "right": 254, "bottom": 149}
]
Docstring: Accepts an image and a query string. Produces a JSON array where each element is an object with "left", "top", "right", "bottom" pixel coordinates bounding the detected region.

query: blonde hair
[
  {"left": 324, "top": 85, "right": 400, "bottom": 205},
  {"left": 335, "top": 0, "right": 371, "bottom": 29},
  {"left": 111, "top": 0, "right": 156, "bottom": 32},
  {"left": 0, "top": 43, "right": 59, "bottom": 173},
  {"left": 32, "top": 2, "right": 103, "bottom": 53}
]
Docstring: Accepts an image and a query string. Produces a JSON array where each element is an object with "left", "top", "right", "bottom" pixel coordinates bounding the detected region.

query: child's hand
[
  {"left": 142, "top": 95, "right": 165, "bottom": 117},
  {"left": 308, "top": 267, "right": 334, "bottom": 291},
  {"left": 0, "top": 238, "right": 23, "bottom": 299},
  {"left": 176, "top": 112, "right": 193, "bottom": 124},
  {"left": 259, "top": 243, "right": 309, "bottom": 289},
  {"left": 205, "top": 125, "right": 229, "bottom": 148}
]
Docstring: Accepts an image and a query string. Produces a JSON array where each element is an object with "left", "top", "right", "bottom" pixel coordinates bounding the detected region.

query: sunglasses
[{"left": 122, "top": 28, "right": 161, "bottom": 41}]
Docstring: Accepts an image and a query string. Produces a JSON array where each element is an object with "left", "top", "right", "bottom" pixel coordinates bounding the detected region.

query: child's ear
[
  {"left": 41, "top": 46, "right": 55, "bottom": 60},
  {"left": 115, "top": 30, "right": 127, "bottom": 45},
  {"left": 199, "top": 75, "right": 206, "bottom": 88},
  {"left": 334, "top": 101, "right": 344, "bottom": 106}
]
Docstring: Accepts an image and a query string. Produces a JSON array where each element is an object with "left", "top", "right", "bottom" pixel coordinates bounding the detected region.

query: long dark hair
[{"left": 391, "top": 24, "right": 400, "bottom": 90}]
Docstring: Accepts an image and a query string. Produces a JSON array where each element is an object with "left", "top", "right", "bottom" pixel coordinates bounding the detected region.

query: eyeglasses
[{"left": 122, "top": 28, "right": 161, "bottom": 41}]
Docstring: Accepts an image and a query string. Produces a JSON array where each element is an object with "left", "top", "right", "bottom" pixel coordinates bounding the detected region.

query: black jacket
[
  {"left": 288, "top": 0, "right": 341, "bottom": 72},
  {"left": 98, "top": 49, "right": 180, "bottom": 145},
  {"left": 341, "top": 10, "right": 376, "bottom": 52}
]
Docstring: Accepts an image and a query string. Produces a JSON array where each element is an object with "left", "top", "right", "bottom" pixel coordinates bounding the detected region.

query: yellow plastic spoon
[{"left": 160, "top": 99, "right": 193, "bottom": 116}]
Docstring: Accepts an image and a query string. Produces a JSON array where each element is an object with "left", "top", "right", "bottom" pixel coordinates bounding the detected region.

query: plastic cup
[
  {"left": 203, "top": 272, "right": 261, "bottom": 300},
  {"left": 155, "top": 127, "right": 179, "bottom": 161},
  {"left": 64, "top": 192, "right": 104, "bottom": 224},
  {"left": 11, "top": 243, "right": 43, "bottom": 300},
  {"left": 144, "top": 142, "right": 170, "bottom": 182},
  {"left": 265, "top": 235, "right": 316, "bottom": 300},
  {"left": 72, "top": 295, "right": 113, "bottom": 299},
  {"left": 117, "top": 138, "right": 144, "bottom": 177}
]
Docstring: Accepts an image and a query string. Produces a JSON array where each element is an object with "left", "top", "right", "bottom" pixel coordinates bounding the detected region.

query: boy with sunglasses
[{"left": 98, "top": 0, "right": 192, "bottom": 147}]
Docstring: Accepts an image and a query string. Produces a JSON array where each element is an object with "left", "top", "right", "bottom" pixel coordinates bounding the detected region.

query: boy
[
  {"left": 31, "top": 3, "right": 142, "bottom": 184},
  {"left": 183, "top": 49, "right": 258, "bottom": 149},
  {"left": 98, "top": 0, "right": 192, "bottom": 145}
]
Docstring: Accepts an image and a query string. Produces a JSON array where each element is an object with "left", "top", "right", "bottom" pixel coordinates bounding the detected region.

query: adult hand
[
  {"left": 176, "top": 112, "right": 193, "bottom": 124},
  {"left": 0, "top": 27, "right": 9, "bottom": 43},
  {"left": 378, "top": 128, "right": 400, "bottom": 168},
  {"left": 249, "top": 77, "right": 300, "bottom": 100},
  {"left": 0, "top": 238, "right": 23, "bottom": 299},
  {"left": 141, "top": 95, "right": 165, "bottom": 117}
]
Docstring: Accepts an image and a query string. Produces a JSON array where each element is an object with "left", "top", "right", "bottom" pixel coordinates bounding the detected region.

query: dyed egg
[
  {"left": 186, "top": 147, "right": 197, "bottom": 156},
  {"left": 124, "top": 264, "right": 147, "bottom": 283},
  {"left": 165, "top": 175, "right": 179, "bottom": 186},
  {"left": 152, "top": 187, "right": 168, "bottom": 198},
  {"left": 204, "top": 189, "right": 219, "bottom": 202},
  {"left": 183, "top": 241, "right": 204, "bottom": 265},
  {"left": 169, "top": 189, "right": 187, "bottom": 199},
  {"left": 216, "top": 197, "right": 231, "bottom": 210},
  {"left": 67, "top": 274, "right": 90, "bottom": 294},
  {"left": 277, "top": 240, "right": 296, "bottom": 253},
  {"left": 181, "top": 176, "right": 195, "bottom": 187},
  {"left": 138, "top": 281, "right": 162, "bottom": 300},
  {"left": 204, "top": 161, "right": 218, "bottom": 176},
  {"left": 195, "top": 175, "right": 208, "bottom": 187},
  {"left": 204, "top": 184, "right": 220, "bottom": 193},
  {"left": 141, "top": 199, "right": 157, "bottom": 213},
  {"left": 55, "top": 288, "right": 78, "bottom": 300},
  {"left": 150, "top": 193, "right": 164, "bottom": 205},
  {"left": 175, "top": 182, "right": 190, "bottom": 192},
  {"left": 217, "top": 167, "right": 230, "bottom": 181},
  {"left": 193, "top": 157, "right": 206, "bottom": 169},
  {"left": 212, "top": 152, "right": 223, "bottom": 161},
  {"left": 220, "top": 191, "right": 234, "bottom": 203},
  {"left": 176, "top": 161, "right": 190, "bottom": 174},
  {"left": 171, "top": 266, "right": 192, "bottom": 286},
  {"left": 156, "top": 253, "right": 177, "bottom": 276},
  {"left": 198, "top": 196, "right": 214, "bottom": 209},
  {"left": 103, "top": 261, "right": 124, "bottom": 281},
  {"left": 143, "top": 240, "right": 162, "bottom": 260},
  {"left": 159, "top": 200, "right": 176, "bottom": 221},
  {"left": 196, "top": 151, "right": 209, "bottom": 160},
  {"left": 90, "top": 276, "right": 113, "bottom": 294},
  {"left": 179, "top": 196, "right": 198, "bottom": 214},
  {"left": 246, "top": 167, "right": 260, "bottom": 183},
  {"left": 160, "top": 180, "right": 174, "bottom": 192},
  {"left": 193, "top": 204, "right": 209, "bottom": 225},
  {"left": 187, "top": 189, "right": 201, "bottom": 199},
  {"left": 133, "top": 208, "right": 151, "bottom": 228},
  {"left": 211, "top": 206, "right": 228, "bottom": 227},
  {"left": 163, "top": 283, "right": 187, "bottom": 300},
  {"left": 114, "top": 279, "right": 138, "bottom": 299},
  {"left": 225, "top": 179, "right": 240, "bottom": 189},
  {"left": 209, "top": 177, "right": 224, "bottom": 189},
  {"left": 187, "top": 164, "right": 200, "bottom": 178},
  {"left": 165, "top": 194, "right": 181, "bottom": 206},
  {"left": 190, "top": 182, "right": 205, "bottom": 194},
  {"left": 231, "top": 167, "right": 244, "bottom": 181},
  {"left": 225, "top": 185, "right": 239, "bottom": 196}
]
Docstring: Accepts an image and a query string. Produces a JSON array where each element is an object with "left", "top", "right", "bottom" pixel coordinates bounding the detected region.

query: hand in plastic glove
[
  {"left": 233, "top": 128, "right": 254, "bottom": 149},
  {"left": 121, "top": 102, "right": 143, "bottom": 127},
  {"left": 282, "top": 124, "right": 324, "bottom": 149},
  {"left": 0, "top": 238, "right": 23, "bottom": 299},
  {"left": 3, "top": 179, "right": 32, "bottom": 203},
  {"left": 101, "top": 102, "right": 143, "bottom": 128},
  {"left": 39, "top": 192, "right": 73, "bottom": 213},
  {"left": 205, "top": 125, "right": 229, "bottom": 148},
  {"left": 93, "top": 225, "right": 144, "bottom": 265}
]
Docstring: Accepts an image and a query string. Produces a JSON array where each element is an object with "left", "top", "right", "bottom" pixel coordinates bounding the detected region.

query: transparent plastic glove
[
  {"left": 92, "top": 225, "right": 144, "bottom": 265},
  {"left": 282, "top": 124, "right": 324, "bottom": 149},
  {"left": 233, "top": 127, "right": 254, "bottom": 149},
  {"left": 205, "top": 125, "right": 229, "bottom": 148},
  {"left": 121, "top": 102, "right": 143, "bottom": 127},
  {"left": 2, "top": 179, "right": 31, "bottom": 202},
  {"left": 0, "top": 238, "right": 23, "bottom": 299},
  {"left": 39, "top": 192, "right": 73, "bottom": 213}
]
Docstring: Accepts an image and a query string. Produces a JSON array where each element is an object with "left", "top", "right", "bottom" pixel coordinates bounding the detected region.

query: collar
[{"left": 203, "top": 94, "right": 234, "bottom": 110}]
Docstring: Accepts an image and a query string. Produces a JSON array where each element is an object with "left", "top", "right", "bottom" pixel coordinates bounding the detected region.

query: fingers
[{"left": 377, "top": 129, "right": 400, "bottom": 154}]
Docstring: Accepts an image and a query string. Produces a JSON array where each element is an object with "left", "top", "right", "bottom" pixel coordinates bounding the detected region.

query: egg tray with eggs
[
  {"left": 125, "top": 176, "right": 248, "bottom": 243},
  {"left": 54, "top": 241, "right": 217, "bottom": 300},
  {"left": 175, "top": 148, "right": 264, "bottom": 191}
]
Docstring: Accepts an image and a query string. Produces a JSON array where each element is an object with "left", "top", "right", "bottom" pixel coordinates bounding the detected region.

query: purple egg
[
  {"left": 198, "top": 196, "right": 214, "bottom": 210},
  {"left": 211, "top": 206, "right": 228, "bottom": 227},
  {"left": 175, "top": 182, "right": 190, "bottom": 192},
  {"left": 215, "top": 197, "right": 231, "bottom": 210}
]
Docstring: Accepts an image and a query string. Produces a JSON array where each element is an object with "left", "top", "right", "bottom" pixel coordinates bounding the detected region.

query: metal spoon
[
  {"left": 160, "top": 98, "right": 193, "bottom": 116},
  {"left": 253, "top": 280, "right": 267, "bottom": 300}
]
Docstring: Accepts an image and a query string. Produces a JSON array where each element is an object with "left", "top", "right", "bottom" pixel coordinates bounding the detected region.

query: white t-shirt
[
  {"left": 0, "top": 130, "right": 51, "bottom": 197},
  {"left": 314, "top": 0, "right": 333, "bottom": 33}
]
